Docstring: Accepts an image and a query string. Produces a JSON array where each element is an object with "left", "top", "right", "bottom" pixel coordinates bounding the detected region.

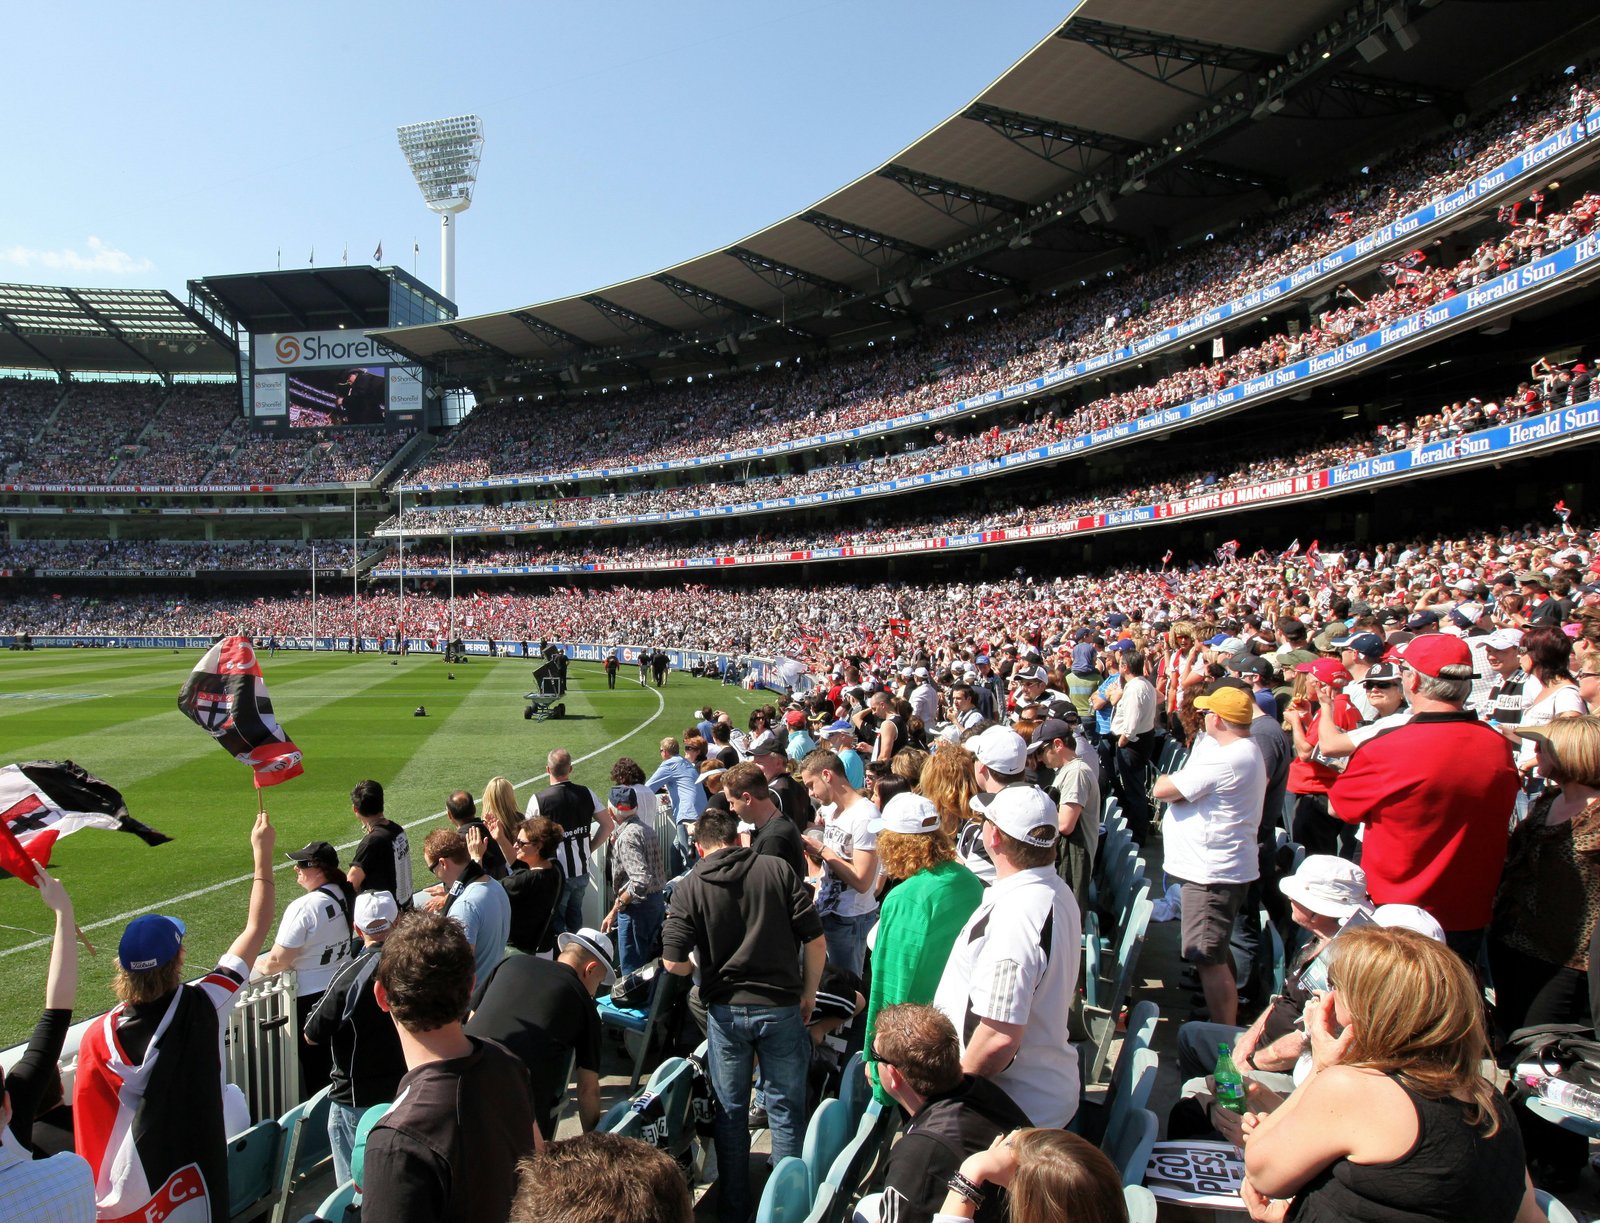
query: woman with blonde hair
[
  {"left": 917, "top": 744, "right": 979, "bottom": 836},
  {"left": 935, "top": 1128, "right": 1127, "bottom": 1223},
  {"left": 1240, "top": 925, "right": 1540, "bottom": 1222}
]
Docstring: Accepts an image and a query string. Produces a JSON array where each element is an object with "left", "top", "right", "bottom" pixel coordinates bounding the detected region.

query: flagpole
[
  {"left": 311, "top": 543, "right": 317, "bottom": 652},
  {"left": 352, "top": 488, "right": 359, "bottom": 649},
  {"left": 449, "top": 534, "right": 455, "bottom": 647}
]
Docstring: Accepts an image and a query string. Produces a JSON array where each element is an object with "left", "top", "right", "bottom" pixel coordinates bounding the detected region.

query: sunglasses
[
  {"left": 1365, "top": 682, "right": 1400, "bottom": 691},
  {"left": 513, "top": 837, "right": 534, "bottom": 849},
  {"left": 427, "top": 859, "right": 442, "bottom": 875},
  {"left": 1578, "top": 671, "right": 1600, "bottom": 681},
  {"left": 866, "top": 1039, "right": 898, "bottom": 1069}
]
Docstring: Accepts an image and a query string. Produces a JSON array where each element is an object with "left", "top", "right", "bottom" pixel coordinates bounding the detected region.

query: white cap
[
  {"left": 972, "top": 725, "right": 1028, "bottom": 774},
  {"left": 914, "top": 666, "right": 929, "bottom": 678},
  {"left": 353, "top": 890, "right": 398, "bottom": 935},
  {"left": 1482, "top": 628, "right": 1524, "bottom": 651},
  {"left": 1371, "top": 903, "right": 1446, "bottom": 942},
  {"left": 870, "top": 792, "right": 943, "bottom": 836},
  {"left": 969, "top": 785, "right": 1058, "bottom": 848}
]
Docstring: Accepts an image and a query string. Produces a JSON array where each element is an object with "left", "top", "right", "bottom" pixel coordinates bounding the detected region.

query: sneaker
[{"left": 747, "top": 1106, "right": 769, "bottom": 1130}]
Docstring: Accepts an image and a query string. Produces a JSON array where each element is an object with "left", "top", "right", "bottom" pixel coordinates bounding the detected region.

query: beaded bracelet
[{"left": 947, "top": 1171, "right": 985, "bottom": 1207}]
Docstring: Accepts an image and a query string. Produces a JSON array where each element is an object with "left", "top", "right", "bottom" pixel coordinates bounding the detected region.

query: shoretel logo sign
[{"left": 256, "top": 329, "right": 403, "bottom": 369}]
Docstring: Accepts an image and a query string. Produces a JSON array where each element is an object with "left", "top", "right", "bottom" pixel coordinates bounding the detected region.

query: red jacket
[{"left": 1330, "top": 711, "right": 1518, "bottom": 931}]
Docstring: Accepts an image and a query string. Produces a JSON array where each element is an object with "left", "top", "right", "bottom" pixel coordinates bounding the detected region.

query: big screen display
[{"left": 251, "top": 329, "right": 424, "bottom": 429}]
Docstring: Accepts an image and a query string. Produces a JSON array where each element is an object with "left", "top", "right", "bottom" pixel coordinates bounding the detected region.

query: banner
[{"left": 400, "top": 104, "right": 1600, "bottom": 495}]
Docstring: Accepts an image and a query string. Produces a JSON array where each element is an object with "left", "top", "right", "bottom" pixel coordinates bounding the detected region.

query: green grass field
[{"left": 0, "top": 648, "right": 767, "bottom": 1046}]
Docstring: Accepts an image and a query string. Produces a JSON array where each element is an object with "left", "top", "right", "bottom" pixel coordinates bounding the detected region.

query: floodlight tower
[{"left": 396, "top": 114, "right": 484, "bottom": 305}]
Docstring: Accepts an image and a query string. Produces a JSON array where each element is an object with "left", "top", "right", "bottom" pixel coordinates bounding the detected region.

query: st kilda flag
[
  {"left": 0, "top": 760, "right": 169, "bottom": 880},
  {"left": 177, "top": 636, "right": 303, "bottom": 787}
]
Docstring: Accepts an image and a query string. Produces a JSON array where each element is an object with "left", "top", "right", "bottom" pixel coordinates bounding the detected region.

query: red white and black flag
[
  {"left": 0, "top": 760, "right": 169, "bottom": 880},
  {"left": 177, "top": 636, "right": 303, "bottom": 788},
  {"left": 888, "top": 618, "right": 911, "bottom": 639}
]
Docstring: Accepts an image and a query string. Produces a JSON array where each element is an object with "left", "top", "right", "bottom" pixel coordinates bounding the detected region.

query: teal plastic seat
[
  {"left": 1102, "top": 1106, "right": 1158, "bottom": 1188},
  {"left": 800, "top": 1098, "right": 851, "bottom": 1200},
  {"left": 754, "top": 1155, "right": 813, "bottom": 1223},
  {"left": 274, "top": 1084, "right": 333, "bottom": 1223},
  {"left": 226, "top": 1119, "right": 285, "bottom": 1222},
  {"left": 836, "top": 1051, "right": 870, "bottom": 1129},
  {"left": 1123, "top": 1184, "right": 1158, "bottom": 1223}
]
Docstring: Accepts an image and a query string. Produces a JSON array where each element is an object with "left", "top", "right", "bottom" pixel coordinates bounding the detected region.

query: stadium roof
[
  {"left": 0, "top": 283, "right": 236, "bottom": 378},
  {"left": 188, "top": 266, "right": 449, "bottom": 336},
  {"left": 374, "top": 0, "right": 1600, "bottom": 393}
]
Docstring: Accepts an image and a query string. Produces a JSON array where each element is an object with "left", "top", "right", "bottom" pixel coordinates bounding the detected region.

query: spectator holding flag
[{"left": 73, "top": 812, "right": 278, "bottom": 1222}]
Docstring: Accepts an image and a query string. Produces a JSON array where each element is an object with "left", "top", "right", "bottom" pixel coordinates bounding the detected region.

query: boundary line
[{"left": 0, "top": 685, "right": 668, "bottom": 961}]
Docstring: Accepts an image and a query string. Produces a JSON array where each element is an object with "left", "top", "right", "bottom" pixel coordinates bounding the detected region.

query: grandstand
[{"left": 7, "top": 1, "right": 1600, "bottom": 1219}]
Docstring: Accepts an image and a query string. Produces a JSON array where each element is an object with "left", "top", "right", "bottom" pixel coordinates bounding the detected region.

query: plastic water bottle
[
  {"left": 1215, "top": 1044, "right": 1247, "bottom": 1114},
  {"left": 1525, "top": 1074, "right": 1600, "bottom": 1122}
]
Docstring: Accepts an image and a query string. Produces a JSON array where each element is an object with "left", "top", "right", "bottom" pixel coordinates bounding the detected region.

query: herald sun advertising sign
[{"left": 255, "top": 329, "right": 407, "bottom": 370}]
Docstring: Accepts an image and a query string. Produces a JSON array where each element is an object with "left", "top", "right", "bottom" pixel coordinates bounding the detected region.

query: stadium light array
[{"left": 397, "top": 114, "right": 484, "bottom": 306}]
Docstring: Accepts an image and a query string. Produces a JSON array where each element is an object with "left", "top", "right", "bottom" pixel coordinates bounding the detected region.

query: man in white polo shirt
[
  {"left": 1152, "top": 684, "right": 1267, "bottom": 1027},
  {"left": 933, "top": 784, "right": 1081, "bottom": 1129}
]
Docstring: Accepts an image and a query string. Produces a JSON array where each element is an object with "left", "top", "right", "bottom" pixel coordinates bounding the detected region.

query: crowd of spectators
[
  {"left": 0, "top": 379, "right": 410, "bottom": 488},
  {"left": 406, "top": 70, "right": 1599, "bottom": 487},
  {"left": 0, "top": 538, "right": 359, "bottom": 573},
  {"left": 383, "top": 188, "right": 1599, "bottom": 539}
]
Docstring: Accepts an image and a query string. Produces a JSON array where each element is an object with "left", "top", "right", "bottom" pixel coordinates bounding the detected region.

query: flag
[
  {"left": 373, "top": 241, "right": 383, "bottom": 262},
  {"left": 0, "top": 760, "right": 169, "bottom": 879},
  {"left": 1215, "top": 540, "right": 1239, "bottom": 563},
  {"left": 177, "top": 636, "right": 303, "bottom": 788},
  {"left": 888, "top": 618, "right": 910, "bottom": 639},
  {"left": 1307, "top": 540, "right": 1325, "bottom": 575},
  {"left": 309, "top": 247, "right": 314, "bottom": 265},
  {"left": 341, "top": 244, "right": 348, "bottom": 265},
  {"left": 1555, "top": 500, "right": 1572, "bottom": 522},
  {"left": 1281, "top": 539, "right": 1301, "bottom": 560},
  {"left": 1327, "top": 210, "right": 1354, "bottom": 225},
  {"left": 1162, "top": 549, "right": 1173, "bottom": 565},
  {"left": 1398, "top": 248, "right": 1427, "bottom": 269}
]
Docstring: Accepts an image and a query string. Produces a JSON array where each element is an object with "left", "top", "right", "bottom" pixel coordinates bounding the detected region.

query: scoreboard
[{"left": 250, "top": 329, "right": 425, "bottom": 429}]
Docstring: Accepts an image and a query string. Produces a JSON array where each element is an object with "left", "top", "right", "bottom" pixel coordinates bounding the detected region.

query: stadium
[{"left": 5, "top": 2, "right": 1600, "bottom": 1220}]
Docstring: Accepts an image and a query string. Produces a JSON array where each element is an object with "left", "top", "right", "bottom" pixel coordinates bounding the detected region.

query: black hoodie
[{"left": 662, "top": 846, "right": 824, "bottom": 1006}]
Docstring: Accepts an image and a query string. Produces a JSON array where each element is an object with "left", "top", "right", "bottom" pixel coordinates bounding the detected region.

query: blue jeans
[
  {"left": 555, "top": 873, "right": 589, "bottom": 937},
  {"left": 328, "top": 1099, "right": 361, "bottom": 1187},
  {"left": 821, "top": 910, "right": 875, "bottom": 978},
  {"left": 706, "top": 1002, "right": 811, "bottom": 1223},
  {"left": 616, "top": 891, "right": 665, "bottom": 976}
]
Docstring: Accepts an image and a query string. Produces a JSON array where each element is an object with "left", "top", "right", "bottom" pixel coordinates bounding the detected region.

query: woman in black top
[
  {"left": 4, "top": 867, "right": 78, "bottom": 1155},
  {"left": 498, "top": 816, "right": 565, "bottom": 954},
  {"left": 1240, "top": 925, "right": 1541, "bottom": 1223}
]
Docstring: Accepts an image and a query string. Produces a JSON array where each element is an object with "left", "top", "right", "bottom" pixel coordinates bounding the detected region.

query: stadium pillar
[{"left": 441, "top": 213, "right": 456, "bottom": 306}]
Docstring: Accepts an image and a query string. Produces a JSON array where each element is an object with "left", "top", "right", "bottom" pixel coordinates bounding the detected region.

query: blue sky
[{"left": 3, "top": 2, "right": 1072, "bottom": 318}]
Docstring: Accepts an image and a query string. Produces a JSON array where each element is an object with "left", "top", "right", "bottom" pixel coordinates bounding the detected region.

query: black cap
[
  {"left": 286, "top": 841, "right": 338, "bottom": 870},
  {"left": 1026, "top": 717, "right": 1078, "bottom": 754}
]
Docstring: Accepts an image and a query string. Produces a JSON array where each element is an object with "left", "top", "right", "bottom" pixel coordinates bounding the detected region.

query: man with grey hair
[{"left": 1329, "top": 634, "right": 1519, "bottom": 962}]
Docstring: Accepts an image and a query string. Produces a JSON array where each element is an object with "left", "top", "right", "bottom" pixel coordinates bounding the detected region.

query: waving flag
[
  {"left": 1215, "top": 540, "right": 1240, "bottom": 563},
  {"left": 888, "top": 618, "right": 910, "bottom": 639},
  {"left": 1555, "top": 500, "right": 1572, "bottom": 522},
  {"left": 1307, "top": 540, "right": 1326, "bottom": 576},
  {"left": 177, "top": 636, "right": 303, "bottom": 788},
  {"left": 1161, "top": 550, "right": 1173, "bottom": 566},
  {"left": 0, "top": 760, "right": 169, "bottom": 879},
  {"left": 1281, "top": 539, "right": 1301, "bottom": 560}
]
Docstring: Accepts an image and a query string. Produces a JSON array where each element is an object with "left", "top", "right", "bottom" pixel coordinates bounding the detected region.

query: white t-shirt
[
  {"left": 1161, "top": 733, "right": 1267, "bottom": 886},
  {"left": 1519, "top": 682, "right": 1588, "bottom": 769},
  {"left": 273, "top": 885, "right": 354, "bottom": 995},
  {"left": 817, "top": 795, "right": 879, "bottom": 919},
  {"left": 933, "top": 866, "right": 1082, "bottom": 1128},
  {"left": 1346, "top": 709, "right": 1413, "bottom": 750}
]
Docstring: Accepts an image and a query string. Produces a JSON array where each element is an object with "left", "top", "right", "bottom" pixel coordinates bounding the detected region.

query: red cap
[
  {"left": 784, "top": 709, "right": 806, "bottom": 728},
  {"left": 1399, "top": 634, "right": 1474, "bottom": 678},
  {"left": 1293, "top": 658, "right": 1352, "bottom": 687}
]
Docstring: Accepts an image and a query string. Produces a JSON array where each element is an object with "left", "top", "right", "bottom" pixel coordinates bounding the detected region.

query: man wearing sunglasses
[{"left": 1313, "top": 662, "right": 1412, "bottom": 761}]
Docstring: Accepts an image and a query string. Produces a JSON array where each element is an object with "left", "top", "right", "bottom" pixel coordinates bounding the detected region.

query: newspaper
[{"left": 1144, "top": 1140, "right": 1245, "bottom": 1209}]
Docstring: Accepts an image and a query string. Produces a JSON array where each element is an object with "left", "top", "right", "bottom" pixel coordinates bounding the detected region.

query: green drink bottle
[{"left": 1214, "top": 1043, "right": 1246, "bottom": 1114}]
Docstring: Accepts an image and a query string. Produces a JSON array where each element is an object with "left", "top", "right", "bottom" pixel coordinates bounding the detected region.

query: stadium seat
[
  {"left": 348, "top": 1102, "right": 394, "bottom": 1194},
  {"left": 1537, "top": 1189, "right": 1579, "bottom": 1222},
  {"left": 641, "top": 1056, "right": 696, "bottom": 1160},
  {"left": 800, "top": 1098, "right": 851, "bottom": 1201},
  {"left": 226, "top": 1119, "right": 285, "bottom": 1222},
  {"left": 1123, "top": 1184, "right": 1158, "bottom": 1223},
  {"left": 313, "top": 1179, "right": 360, "bottom": 1223},
  {"left": 1102, "top": 1106, "right": 1158, "bottom": 1188},
  {"left": 273, "top": 1084, "right": 333, "bottom": 1223},
  {"left": 1086, "top": 896, "right": 1154, "bottom": 1083},
  {"left": 754, "top": 1155, "right": 813, "bottom": 1223},
  {"left": 836, "top": 1051, "right": 870, "bottom": 1130},
  {"left": 597, "top": 968, "right": 690, "bottom": 1090}
]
